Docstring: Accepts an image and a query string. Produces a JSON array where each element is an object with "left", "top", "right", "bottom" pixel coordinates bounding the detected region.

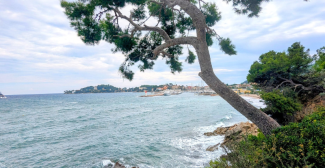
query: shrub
[
  {"left": 260, "top": 90, "right": 302, "bottom": 125},
  {"left": 208, "top": 107, "right": 325, "bottom": 168}
]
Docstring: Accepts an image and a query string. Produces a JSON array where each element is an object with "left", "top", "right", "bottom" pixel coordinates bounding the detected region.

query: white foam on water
[
  {"left": 225, "top": 114, "right": 232, "bottom": 120},
  {"left": 104, "top": 96, "right": 265, "bottom": 168},
  {"left": 0, "top": 163, "right": 6, "bottom": 168},
  {"left": 242, "top": 97, "right": 266, "bottom": 109},
  {"left": 137, "top": 164, "right": 155, "bottom": 168},
  {"left": 167, "top": 121, "right": 239, "bottom": 167},
  {"left": 102, "top": 159, "right": 115, "bottom": 167}
]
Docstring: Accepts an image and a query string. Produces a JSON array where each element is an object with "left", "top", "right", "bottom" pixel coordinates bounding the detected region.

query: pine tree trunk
[
  {"left": 199, "top": 70, "right": 281, "bottom": 135},
  {"left": 167, "top": 0, "right": 281, "bottom": 135}
]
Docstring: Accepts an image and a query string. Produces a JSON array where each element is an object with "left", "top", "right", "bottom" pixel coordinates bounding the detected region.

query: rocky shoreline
[
  {"left": 103, "top": 122, "right": 259, "bottom": 167},
  {"left": 204, "top": 122, "right": 259, "bottom": 152}
]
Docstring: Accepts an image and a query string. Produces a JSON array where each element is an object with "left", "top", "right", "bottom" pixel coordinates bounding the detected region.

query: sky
[{"left": 0, "top": 0, "right": 325, "bottom": 95}]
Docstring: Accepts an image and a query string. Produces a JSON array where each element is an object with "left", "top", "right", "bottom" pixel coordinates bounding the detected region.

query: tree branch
[
  {"left": 114, "top": 8, "right": 171, "bottom": 41},
  {"left": 275, "top": 80, "right": 291, "bottom": 89},
  {"left": 161, "top": 51, "right": 174, "bottom": 58},
  {"left": 278, "top": 77, "right": 314, "bottom": 91},
  {"left": 152, "top": 37, "right": 199, "bottom": 58}
]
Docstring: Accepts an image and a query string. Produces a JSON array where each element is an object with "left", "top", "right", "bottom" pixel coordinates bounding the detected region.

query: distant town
[{"left": 64, "top": 81, "right": 257, "bottom": 95}]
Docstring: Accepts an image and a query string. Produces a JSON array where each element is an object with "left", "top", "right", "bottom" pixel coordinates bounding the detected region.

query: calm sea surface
[{"left": 0, "top": 92, "right": 264, "bottom": 168}]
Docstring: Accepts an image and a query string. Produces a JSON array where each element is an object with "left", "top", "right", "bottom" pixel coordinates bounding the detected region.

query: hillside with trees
[
  {"left": 208, "top": 42, "right": 325, "bottom": 168},
  {"left": 247, "top": 42, "right": 325, "bottom": 125}
]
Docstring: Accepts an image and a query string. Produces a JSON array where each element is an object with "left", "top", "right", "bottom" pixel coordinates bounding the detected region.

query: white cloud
[{"left": 1, "top": 0, "right": 325, "bottom": 94}]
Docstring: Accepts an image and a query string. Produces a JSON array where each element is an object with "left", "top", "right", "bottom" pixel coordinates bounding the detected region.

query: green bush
[
  {"left": 260, "top": 90, "right": 302, "bottom": 125},
  {"left": 208, "top": 107, "right": 325, "bottom": 168}
]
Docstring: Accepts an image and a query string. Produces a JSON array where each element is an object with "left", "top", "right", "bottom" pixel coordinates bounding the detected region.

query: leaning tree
[{"left": 61, "top": 0, "right": 283, "bottom": 135}]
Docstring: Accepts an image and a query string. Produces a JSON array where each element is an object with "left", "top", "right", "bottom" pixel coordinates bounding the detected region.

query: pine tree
[{"left": 61, "top": 0, "right": 285, "bottom": 135}]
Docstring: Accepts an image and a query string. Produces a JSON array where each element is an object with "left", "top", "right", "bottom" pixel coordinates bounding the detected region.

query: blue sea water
[{"left": 0, "top": 92, "right": 264, "bottom": 168}]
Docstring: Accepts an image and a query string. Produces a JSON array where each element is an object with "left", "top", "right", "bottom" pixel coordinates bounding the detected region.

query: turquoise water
[{"left": 0, "top": 93, "right": 262, "bottom": 168}]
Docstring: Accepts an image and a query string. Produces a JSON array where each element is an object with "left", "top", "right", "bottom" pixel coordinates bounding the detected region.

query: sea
[{"left": 0, "top": 92, "right": 265, "bottom": 168}]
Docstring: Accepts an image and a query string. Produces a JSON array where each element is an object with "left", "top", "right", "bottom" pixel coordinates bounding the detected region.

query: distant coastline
[{"left": 64, "top": 82, "right": 258, "bottom": 96}]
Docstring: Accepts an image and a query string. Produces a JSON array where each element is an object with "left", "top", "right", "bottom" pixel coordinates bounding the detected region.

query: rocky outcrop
[
  {"left": 204, "top": 122, "right": 259, "bottom": 151},
  {"left": 204, "top": 124, "right": 237, "bottom": 136},
  {"left": 113, "top": 162, "right": 126, "bottom": 168},
  {"left": 104, "top": 162, "right": 139, "bottom": 168},
  {"left": 294, "top": 95, "right": 325, "bottom": 122}
]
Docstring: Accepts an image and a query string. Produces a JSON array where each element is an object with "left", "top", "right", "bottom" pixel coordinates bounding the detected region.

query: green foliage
[
  {"left": 119, "top": 64, "right": 134, "bottom": 80},
  {"left": 131, "top": 5, "right": 146, "bottom": 21},
  {"left": 61, "top": 0, "right": 270, "bottom": 80},
  {"left": 176, "top": 14, "right": 195, "bottom": 36},
  {"left": 206, "top": 33, "right": 214, "bottom": 47},
  {"left": 314, "top": 47, "right": 325, "bottom": 71},
  {"left": 219, "top": 38, "right": 237, "bottom": 55},
  {"left": 185, "top": 50, "right": 196, "bottom": 64},
  {"left": 223, "top": 0, "right": 271, "bottom": 17},
  {"left": 265, "top": 108, "right": 325, "bottom": 168},
  {"left": 166, "top": 56, "right": 182, "bottom": 74},
  {"left": 139, "top": 85, "right": 164, "bottom": 91},
  {"left": 260, "top": 90, "right": 302, "bottom": 125},
  {"left": 247, "top": 42, "right": 314, "bottom": 85},
  {"left": 69, "top": 84, "right": 120, "bottom": 93},
  {"left": 201, "top": 3, "right": 221, "bottom": 27},
  {"left": 247, "top": 42, "right": 325, "bottom": 108},
  {"left": 208, "top": 107, "right": 325, "bottom": 168}
]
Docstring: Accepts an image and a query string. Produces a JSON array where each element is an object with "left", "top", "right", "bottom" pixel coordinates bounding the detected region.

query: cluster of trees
[
  {"left": 248, "top": 42, "right": 325, "bottom": 125},
  {"left": 64, "top": 83, "right": 184, "bottom": 94},
  {"left": 208, "top": 43, "right": 325, "bottom": 168},
  {"left": 139, "top": 85, "right": 165, "bottom": 91},
  {"left": 64, "top": 84, "right": 119, "bottom": 94}
]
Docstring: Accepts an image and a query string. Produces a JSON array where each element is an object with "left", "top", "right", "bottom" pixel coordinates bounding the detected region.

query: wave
[{"left": 102, "top": 159, "right": 115, "bottom": 167}]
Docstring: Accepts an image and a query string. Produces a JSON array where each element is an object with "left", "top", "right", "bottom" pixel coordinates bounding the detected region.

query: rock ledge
[{"left": 204, "top": 122, "right": 258, "bottom": 151}]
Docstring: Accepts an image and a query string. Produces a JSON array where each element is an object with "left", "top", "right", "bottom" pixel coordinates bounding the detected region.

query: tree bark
[{"left": 166, "top": 0, "right": 281, "bottom": 135}]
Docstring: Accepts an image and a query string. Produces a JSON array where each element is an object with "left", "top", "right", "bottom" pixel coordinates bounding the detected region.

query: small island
[{"left": 64, "top": 83, "right": 184, "bottom": 94}]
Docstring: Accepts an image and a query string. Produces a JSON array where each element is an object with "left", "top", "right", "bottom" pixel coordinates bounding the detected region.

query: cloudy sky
[{"left": 1, "top": 0, "right": 325, "bottom": 95}]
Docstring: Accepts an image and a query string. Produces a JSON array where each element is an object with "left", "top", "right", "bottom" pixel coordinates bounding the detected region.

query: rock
[
  {"left": 204, "top": 132, "right": 216, "bottom": 136},
  {"left": 225, "top": 125, "right": 242, "bottom": 137},
  {"left": 204, "top": 121, "right": 259, "bottom": 147},
  {"left": 214, "top": 127, "right": 230, "bottom": 135},
  {"left": 206, "top": 143, "right": 220, "bottom": 152},
  {"left": 204, "top": 125, "right": 238, "bottom": 136},
  {"left": 113, "top": 162, "right": 126, "bottom": 168},
  {"left": 111, "top": 162, "right": 139, "bottom": 168}
]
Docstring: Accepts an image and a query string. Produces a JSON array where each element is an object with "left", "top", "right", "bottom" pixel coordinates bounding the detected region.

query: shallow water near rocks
[{"left": 0, "top": 92, "right": 263, "bottom": 168}]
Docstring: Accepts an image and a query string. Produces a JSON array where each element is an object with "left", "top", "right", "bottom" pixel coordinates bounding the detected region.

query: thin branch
[
  {"left": 161, "top": 51, "right": 174, "bottom": 58},
  {"left": 278, "top": 77, "right": 313, "bottom": 91},
  {"left": 152, "top": 37, "right": 200, "bottom": 58},
  {"left": 206, "top": 26, "right": 222, "bottom": 41},
  {"left": 114, "top": 8, "right": 171, "bottom": 41},
  {"left": 114, "top": 10, "right": 119, "bottom": 25},
  {"left": 95, "top": 9, "right": 109, "bottom": 21},
  {"left": 139, "top": 1, "right": 164, "bottom": 26},
  {"left": 275, "top": 80, "right": 290, "bottom": 89}
]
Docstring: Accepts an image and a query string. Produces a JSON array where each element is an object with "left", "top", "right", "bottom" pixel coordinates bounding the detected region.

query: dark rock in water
[
  {"left": 113, "top": 162, "right": 125, "bottom": 168},
  {"left": 206, "top": 143, "right": 220, "bottom": 152},
  {"left": 110, "top": 162, "right": 139, "bottom": 168}
]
